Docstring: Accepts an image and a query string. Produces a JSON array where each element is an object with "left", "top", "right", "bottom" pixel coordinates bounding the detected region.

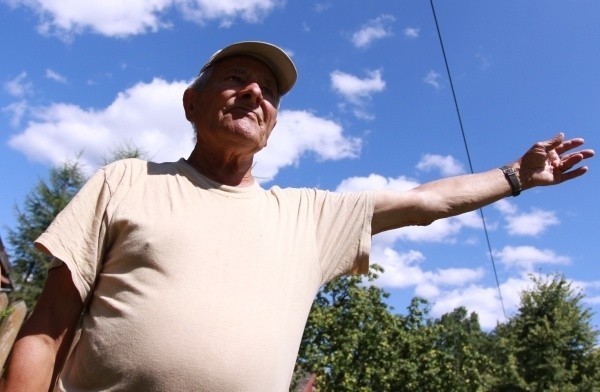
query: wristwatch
[{"left": 500, "top": 166, "right": 521, "bottom": 197}]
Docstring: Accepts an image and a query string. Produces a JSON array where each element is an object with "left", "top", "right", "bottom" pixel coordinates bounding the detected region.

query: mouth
[{"left": 229, "top": 107, "right": 261, "bottom": 122}]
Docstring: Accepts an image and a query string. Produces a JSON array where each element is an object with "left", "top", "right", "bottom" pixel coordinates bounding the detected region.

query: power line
[{"left": 428, "top": 0, "right": 507, "bottom": 320}]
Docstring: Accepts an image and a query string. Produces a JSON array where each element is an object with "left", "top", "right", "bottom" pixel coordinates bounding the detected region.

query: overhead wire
[{"left": 428, "top": 0, "right": 508, "bottom": 320}]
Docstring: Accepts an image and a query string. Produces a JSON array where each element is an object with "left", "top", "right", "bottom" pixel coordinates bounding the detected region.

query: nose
[{"left": 238, "top": 82, "right": 263, "bottom": 104}]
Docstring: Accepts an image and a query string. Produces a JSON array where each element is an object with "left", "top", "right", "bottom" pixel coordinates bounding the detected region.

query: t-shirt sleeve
[
  {"left": 313, "top": 190, "right": 374, "bottom": 283},
  {"left": 35, "top": 167, "right": 114, "bottom": 303}
]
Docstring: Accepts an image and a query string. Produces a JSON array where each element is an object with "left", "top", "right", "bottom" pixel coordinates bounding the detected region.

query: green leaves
[
  {"left": 496, "top": 274, "right": 600, "bottom": 392},
  {"left": 7, "top": 160, "right": 86, "bottom": 311},
  {"left": 6, "top": 145, "right": 146, "bottom": 313},
  {"left": 294, "top": 269, "right": 600, "bottom": 391}
]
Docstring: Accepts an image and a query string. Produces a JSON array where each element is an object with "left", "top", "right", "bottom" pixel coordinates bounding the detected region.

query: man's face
[{"left": 188, "top": 55, "right": 280, "bottom": 154}]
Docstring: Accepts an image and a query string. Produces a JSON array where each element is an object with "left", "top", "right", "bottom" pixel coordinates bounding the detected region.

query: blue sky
[{"left": 1, "top": 0, "right": 598, "bottom": 330}]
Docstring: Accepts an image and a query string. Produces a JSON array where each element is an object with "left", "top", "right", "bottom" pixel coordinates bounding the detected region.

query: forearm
[
  {"left": 373, "top": 167, "right": 513, "bottom": 233},
  {"left": 416, "top": 167, "right": 513, "bottom": 217},
  {"left": 1, "top": 264, "right": 83, "bottom": 392},
  {"left": 1, "top": 333, "right": 57, "bottom": 391}
]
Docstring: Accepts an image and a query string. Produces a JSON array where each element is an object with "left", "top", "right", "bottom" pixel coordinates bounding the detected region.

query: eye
[
  {"left": 226, "top": 75, "right": 243, "bottom": 83},
  {"left": 261, "top": 85, "right": 275, "bottom": 97}
]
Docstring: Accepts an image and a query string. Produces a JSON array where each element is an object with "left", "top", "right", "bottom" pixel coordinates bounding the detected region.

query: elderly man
[{"left": 1, "top": 41, "right": 594, "bottom": 391}]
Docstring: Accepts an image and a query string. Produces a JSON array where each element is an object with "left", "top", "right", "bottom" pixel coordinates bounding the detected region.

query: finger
[
  {"left": 558, "top": 153, "right": 585, "bottom": 171},
  {"left": 557, "top": 149, "right": 595, "bottom": 168},
  {"left": 555, "top": 137, "right": 586, "bottom": 154},
  {"left": 543, "top": 132, "right": 565, "bottom": 152},
  {"left": 579, "top": 148, "right": 596, "bottom": 159},
  {"left": 561, "top": 166, "right": 589, "bottom": 182}
]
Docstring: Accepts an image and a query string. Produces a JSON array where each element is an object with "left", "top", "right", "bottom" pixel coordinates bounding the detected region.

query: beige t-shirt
[{"left": 36, "top": 158, "right": 373, "bottom": 391}]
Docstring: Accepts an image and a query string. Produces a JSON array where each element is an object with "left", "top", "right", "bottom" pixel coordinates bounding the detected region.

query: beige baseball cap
[{"left": 200, "top": 41, "right": 298, "bottom": 96}]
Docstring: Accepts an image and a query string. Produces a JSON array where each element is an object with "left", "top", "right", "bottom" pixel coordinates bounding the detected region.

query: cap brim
[{"left": 201, "top": 41, "right": 297, "bottom": 96}]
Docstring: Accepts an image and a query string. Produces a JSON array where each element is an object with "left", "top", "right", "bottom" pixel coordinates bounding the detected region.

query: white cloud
[
  {"left": 6, "top": 0, "right": 283, "bottom": 39},
  {"left": 351, "top": 14, "right": 395, "bottom": 48},
  {"left": 493, "top": 245, "right": 570, "bottom": 272},
  {"left": 403, "top": 27, "right": 420, "bottom": 39},
  {"left": 505, "top": 208, "right": 559, "bottom": 236},
  {"left": 427, "top": 277, "right": 528, "bottom": 329},
  {"left": 4, "top": 72, "right": 33, "bottom": 97},
  {"left": 331, "top": 70, "right": 386, "bottom": 103},
  {"left": 494, "top": 200, "right": 560, "bottom": 237},
  {"left": 8, "top": 78, "right": 360, "bottom": 181},
  {"left": 336, "top": 173, "right": 482, "bottom": 244},
  {"left": 370, "top": 236, "right": 574, "bottom": 329},
  {"left": 373, "top": 247, "right": 538, "bottom": 329},
  {"left": 374, "top": 246, "right": 428, "bottom": 288},
  {"left": 382, "top": 213, "right": 481, "bottom": 244},
  {"left": 416, "top": 153, "right": 466, "bottom": 176},
  {"left": 336, "top": 173, "right": 419, "bottom": 193},
  {"left": 331, "top": 69, "right": 385, "bottom": 119},
  {"left": 46, "top": 69, "right": 68, "bottom": 84},
  {"left": 571, "top": 279, "right": 600, "bottom": 308},
  {"left": 8, "top": 78, "right": 191, "bottom": 173},
  {"left": 2, "top": 100, "right": 29, "bottom": 127},
  {"left": 9, "top": 0, "right": 173, "bottom": 38},
  {"left": 314, "top": 2, "right": 331, "bottom": 13},
  {"left": 493, "top": 198, "right": 518, "bottom": 215},
  {"left": 254, "top": 110, "right": 362, "bottom": 181},
  {"left": 373, "top": 245, "right": 486, "bottom": 291},
  {"left": 424, "top": 70, "right": 442, "bottom": 90},
  {"left": 371, "top": 244, "right": 495, "bottom": 322},
  {"left": 178, "top": 0, "right": 283, "bottom": 28},
  {"left": 425, "top": 271, "right": 600, "bottom": 330}
]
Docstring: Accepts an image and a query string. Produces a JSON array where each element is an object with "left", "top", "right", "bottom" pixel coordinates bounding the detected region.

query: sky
[{"left": 1, "top": 0, "right": 599, "bottom": 331}]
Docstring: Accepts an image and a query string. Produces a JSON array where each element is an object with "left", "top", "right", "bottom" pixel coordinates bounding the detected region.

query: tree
[
  {"left": 293, "top": 267, "right": 495, "bottom": 391},
  {"left": 293, "top": 269, "right": 600, "bottom": 391},
  {"left": 7, "top": 143, "right": 148, "bottom": 312},
  {"left": 102, "top": 140, "right": 148, "bottom": 164},
  {"left": 425, "top": 307, "right": 495, "bottom": 391},
  {"left": 390, "top": 300, "right": 494, "bottom": 392},
  {"left": 293, "top": 265, "right": 405, "bottom": 391},
  {"left": 493, "top": 273, "right": 600, "bottom": 391},
  {"left": 7, "top": 160, "right": 86, "bottom": 311}
]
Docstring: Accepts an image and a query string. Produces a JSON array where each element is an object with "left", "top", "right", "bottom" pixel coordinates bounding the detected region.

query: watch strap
[{"left": 500, "top": 166, "right": 521, "bottom": 197}]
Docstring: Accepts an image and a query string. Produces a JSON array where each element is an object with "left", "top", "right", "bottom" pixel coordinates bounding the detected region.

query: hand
[{"left": 517, "top": 133, "right": 595, "bottom": 189}]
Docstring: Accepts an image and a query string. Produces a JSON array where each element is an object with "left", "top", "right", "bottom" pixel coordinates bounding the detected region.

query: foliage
[
  {"left": 6, "top": 147, "right": 600, "bottom": 390},
  {"left": 102, "top": 140, "right": 148, "bottom": 164},
  {"left": 7, "top": 160, "right": 86, "bottom": 311},
  {"left": 0, "top": 306, "right": 14, "bottom": 323},
  {"left": 493, "top": 274, "right": 600, "bottom": 392},
  {"left": 294, "top": 266, "right": 495, "bottom": 391},
  {"left": 420, "top": 307, "right": 495, "bottom": 391},
  {"left": 294, "top": 269, "right": 600, "bottom": 392},
  {"left": 6, "top": 143, "right": 147, "bottom": 312},
  {"left": 294, "top": 265, "right": 404, "bottom": 391}
]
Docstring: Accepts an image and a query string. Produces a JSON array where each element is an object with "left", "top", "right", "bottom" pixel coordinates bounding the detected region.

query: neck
[{"left": 186, "top": 146, "right": 256, "bottom": 187}]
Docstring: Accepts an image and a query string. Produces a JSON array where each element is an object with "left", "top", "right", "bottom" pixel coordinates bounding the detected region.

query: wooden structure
[
  {"left": 0, "top": 236, "right": 14, "bottom": 292},
  {"left": 0, "top": 235, "right": 26, "bottom": 372}
]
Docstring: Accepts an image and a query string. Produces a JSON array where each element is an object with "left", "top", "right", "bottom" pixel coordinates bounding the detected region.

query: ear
[{"left": 182, "top": 88, "right": 196, "bottom": 121}]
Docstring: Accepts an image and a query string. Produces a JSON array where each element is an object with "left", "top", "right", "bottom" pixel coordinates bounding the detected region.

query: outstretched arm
[
  {"left": 0, "top": 263, "right": 83, "bottom": 392},
  {"left": 372, "top": 133, "right": 595, "bottom": 235}
]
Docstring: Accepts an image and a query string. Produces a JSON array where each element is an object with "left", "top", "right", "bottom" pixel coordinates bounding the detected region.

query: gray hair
[{"left": 189, "top": 65, "right": 215, "bottom": 92}]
